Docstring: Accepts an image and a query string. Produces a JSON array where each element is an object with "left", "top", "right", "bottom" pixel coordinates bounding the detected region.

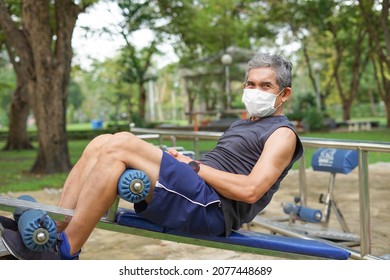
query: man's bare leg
[
  {"left": 61, "top": 132, "right": 163, "bottom": 255},
  {"left": 56, "top": 134, "right": 114, "bottom": 232}
]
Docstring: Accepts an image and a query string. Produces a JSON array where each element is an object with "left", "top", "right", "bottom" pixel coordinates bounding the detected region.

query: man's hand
[{"left": 166, "top": 148, "right": 192, "bottom": 164}]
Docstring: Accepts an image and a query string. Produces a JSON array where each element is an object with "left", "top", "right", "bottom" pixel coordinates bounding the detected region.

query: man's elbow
[{"left": 241, "top": 185, "right": 265, "bottom": 204}]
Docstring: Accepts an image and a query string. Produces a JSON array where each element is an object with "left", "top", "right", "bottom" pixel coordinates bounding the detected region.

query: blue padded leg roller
[
  {"left": 282, "top": 202, "right": 299, "bottom": 216},
  {"left": 298, "top": 206, "right": 322, "bottom": 223},
  {"left": 283, "top": 203, "right": 322, "bottom": 223},
  {"left": 13, "top": 194, "right": 36, "bottom": 223},
  {"left": 118, "top": 169, "right": 151, "bottom": 203},
  {"left": 14, "top": 195, "right": 58, "bottom": 252}
]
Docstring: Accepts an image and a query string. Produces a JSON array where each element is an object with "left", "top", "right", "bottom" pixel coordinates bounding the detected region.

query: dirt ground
[{"left": 1, "top": 162, "right": 389, "bottom": 260}]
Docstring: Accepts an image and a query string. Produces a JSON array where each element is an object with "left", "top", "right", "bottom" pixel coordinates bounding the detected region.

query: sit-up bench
[
  {"left": 115, "top": 208, "right": 351, "bottom": 259},
  {"left": 0, "top": 162, "right": 352, "bottom": 260},
  {"left": 0, "top": 196, "right": 351, "bottom": 260}
]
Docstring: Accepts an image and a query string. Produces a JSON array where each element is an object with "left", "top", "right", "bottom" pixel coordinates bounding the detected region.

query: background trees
[
  {"left": 0, "top": 0, "right": 388, "bottom": 175},
  {"left": 0, "top": 1, "right": 32, "bottom": 150},
  {"left": 359, "top": 0, "right": 390, "bottom": 127},
  {"left": 0, "top": 0, "right": 95, "bottom": 173}
]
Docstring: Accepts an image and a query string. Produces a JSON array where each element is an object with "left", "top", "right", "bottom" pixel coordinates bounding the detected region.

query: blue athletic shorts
[{"left": 134, "top": 151, "right": 225, "bottom": 236}]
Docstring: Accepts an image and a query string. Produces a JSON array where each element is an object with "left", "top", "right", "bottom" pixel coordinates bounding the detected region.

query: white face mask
[{"left": 242, "top": 88, "right": 285, "bottom": 118}]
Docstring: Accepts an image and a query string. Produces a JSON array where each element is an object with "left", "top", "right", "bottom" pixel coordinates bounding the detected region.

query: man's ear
[{"left": 282, "top": 87, "right": 292, "bottom": 100}]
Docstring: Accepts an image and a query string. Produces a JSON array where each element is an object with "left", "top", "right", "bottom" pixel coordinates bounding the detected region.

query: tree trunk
[
  {"left": 29, "top": 74, "right": 72, "bottom": 173},
  {"left": 184, "top": 80, "right": 196, "bottom": 124},
  {"left": 3, "top": 81, "right": 33, "bottom": 150},
  {"left": 342, "top": 100, "right": 352, "bottom": 122},
  {"left": 386, "top": 101, "right": 390, "bottom": 129},
  {"left": 22, "top": 0, "right": 80, "bottom": 173},
  {"left": 3, "top": 39, "right": 33, "bottom": 150},
  {"left": 139, "top": 82, "right": 147, "bottom": 121},
  {"left": 0, "top": 0, "right": 90, "bottom": 173},
  {"left": 1, "top": 7, "right": 33, "bottom": 151},
  {"left": 367, "top": 88, "right": 376, "bottom": 116},
  {"left": 359, "top": 0, "right": 390, "bottom": 127}
]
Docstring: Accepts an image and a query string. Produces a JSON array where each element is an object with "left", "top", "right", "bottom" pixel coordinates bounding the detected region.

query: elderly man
[{"left": 1, "top": 53, "right": 303, "bottom": 260}]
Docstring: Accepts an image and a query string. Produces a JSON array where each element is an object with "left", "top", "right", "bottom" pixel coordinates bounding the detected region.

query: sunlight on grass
[{"left": 0, "top": 140, "right": 89, "bottom": 193}]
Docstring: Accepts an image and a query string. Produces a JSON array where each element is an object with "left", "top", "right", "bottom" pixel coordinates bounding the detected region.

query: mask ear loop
[
  {"left": 277, "top": 87, "right": 286, "bottom": 97},
  {"left": 274, "top": 88, "right": 286, "bottom": 109}
]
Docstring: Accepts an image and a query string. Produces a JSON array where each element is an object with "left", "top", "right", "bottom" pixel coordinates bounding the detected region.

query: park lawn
[
  {"left": 0, "top": 128, "right": 389, "bottom": 193},
  {"left": 0, "top": 140, "right": 87, "bottom": 193}
]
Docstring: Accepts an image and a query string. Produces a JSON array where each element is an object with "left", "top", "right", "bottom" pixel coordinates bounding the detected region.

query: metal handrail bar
[
  {"left": 131, "top": 126, "right": 390, "bottom": 153},
  {"left": 130, "top": 126, "right": 390, "bottom": 258},
  {"left": 131, "top": 127, "right": 223, "bottom": 158},
  {"left": 297, "top": 138, "right": 390, "bottom": 257},
  {"left": 131, "top": 127, "right": 223, "bottom": 139},
  {"left": 300, "top": 137, "right": 390, "bottom": 152}
]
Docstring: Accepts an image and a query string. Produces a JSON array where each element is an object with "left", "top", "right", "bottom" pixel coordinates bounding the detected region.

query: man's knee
[
  {"left": 81, "top": 133, "right": 113, "bottom": 159},
  {"left": 112, "top": 131, "right": 139, "bottom": 146},
  {"left": 89, "top": 134, "right": 114, "bottom": 146},
  {"left": 99, "top": 132, "right": 138, "bottom": 158},
  {"left": 113, "top": 131, "right": 136, "bottom": 139}
]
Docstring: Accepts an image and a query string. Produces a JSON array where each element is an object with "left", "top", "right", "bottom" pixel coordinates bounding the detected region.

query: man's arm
[{"left": 168, "top": 127, "right": 297, "bottom": 203}]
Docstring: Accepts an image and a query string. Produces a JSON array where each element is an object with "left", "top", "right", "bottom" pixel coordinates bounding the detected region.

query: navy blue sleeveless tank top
[{"left": 200, "top": 115, "right": 303, "bottom": 235}]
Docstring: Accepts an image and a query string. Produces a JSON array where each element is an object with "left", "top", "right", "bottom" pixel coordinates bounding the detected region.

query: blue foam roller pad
[
  {"left": 298, "top": 206, "right": 322, "bottom": 223},
  {"left": 18, "top": 209, "right": 58, "bottom": 252},
  {"left": 13, "top": 195, "right": 36, "bottom": 223},
  {"left": 311, "top": 148, "right": 358, "bottom": 174},
  {"left": 282, "top": 203, "right": 299, "bottom": 216},
  {"left": 116, "top": 209, "right": 351, "bottom": 260},
  {"left": 118, "top": 169, "right": 151, "bottom": 203},
  {"left": 283, "top": 203, "right": 322, "bottom": 223}
]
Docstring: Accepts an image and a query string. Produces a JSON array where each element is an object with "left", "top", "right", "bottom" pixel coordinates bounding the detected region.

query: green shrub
[{"left": 302, "top": 108, "right": 326, "bottom": 131}]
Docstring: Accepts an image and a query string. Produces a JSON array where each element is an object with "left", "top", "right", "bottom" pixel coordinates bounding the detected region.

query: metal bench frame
[{"left": 0, "top": 196, "right": 353, "bottom": 260}]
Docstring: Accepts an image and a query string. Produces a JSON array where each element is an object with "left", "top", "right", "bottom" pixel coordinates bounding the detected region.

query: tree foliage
[
  {"left": 158, "top": 0, "right": 273, "bottom": 61},
  {"left": 1, "top": 0, "right": 389, "bottom": 162},
  {"left": 358, "top": 0, "right": 390, "bottom": 127},
  {"left": 0, "top": 0, "right": 96, "bottom": 173}
]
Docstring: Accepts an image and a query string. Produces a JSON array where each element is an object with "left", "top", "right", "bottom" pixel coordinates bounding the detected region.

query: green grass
[
  {"left": 0, "top": 129, "right": 389, "bottom": 194},
  {"left": 300, "top": 129, "right": 390, "bottom": 142},
  {"left": 0, "top": 140, "right": 89, "bottom": 193}
]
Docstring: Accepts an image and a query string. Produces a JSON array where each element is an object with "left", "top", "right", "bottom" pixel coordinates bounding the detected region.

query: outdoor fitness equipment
[
  {"left": 13, "top": 195, "right": 57, "bottom": 252},
  {"left": 311, "top": 148, "right": 358, "bottom": 231},
  {"left": 0, "top": 149, "right": 356, "bottom": 260},
  {"left": 117, "top": 169, "right": 151, "bottom": 203},
  {"left": 273, "top": 148, "right": 360, "bottom": 245}
]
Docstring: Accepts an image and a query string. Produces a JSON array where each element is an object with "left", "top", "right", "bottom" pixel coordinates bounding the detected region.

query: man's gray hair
[{"left": 245, "top": 53, "right": 293, "bottom": 88}]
